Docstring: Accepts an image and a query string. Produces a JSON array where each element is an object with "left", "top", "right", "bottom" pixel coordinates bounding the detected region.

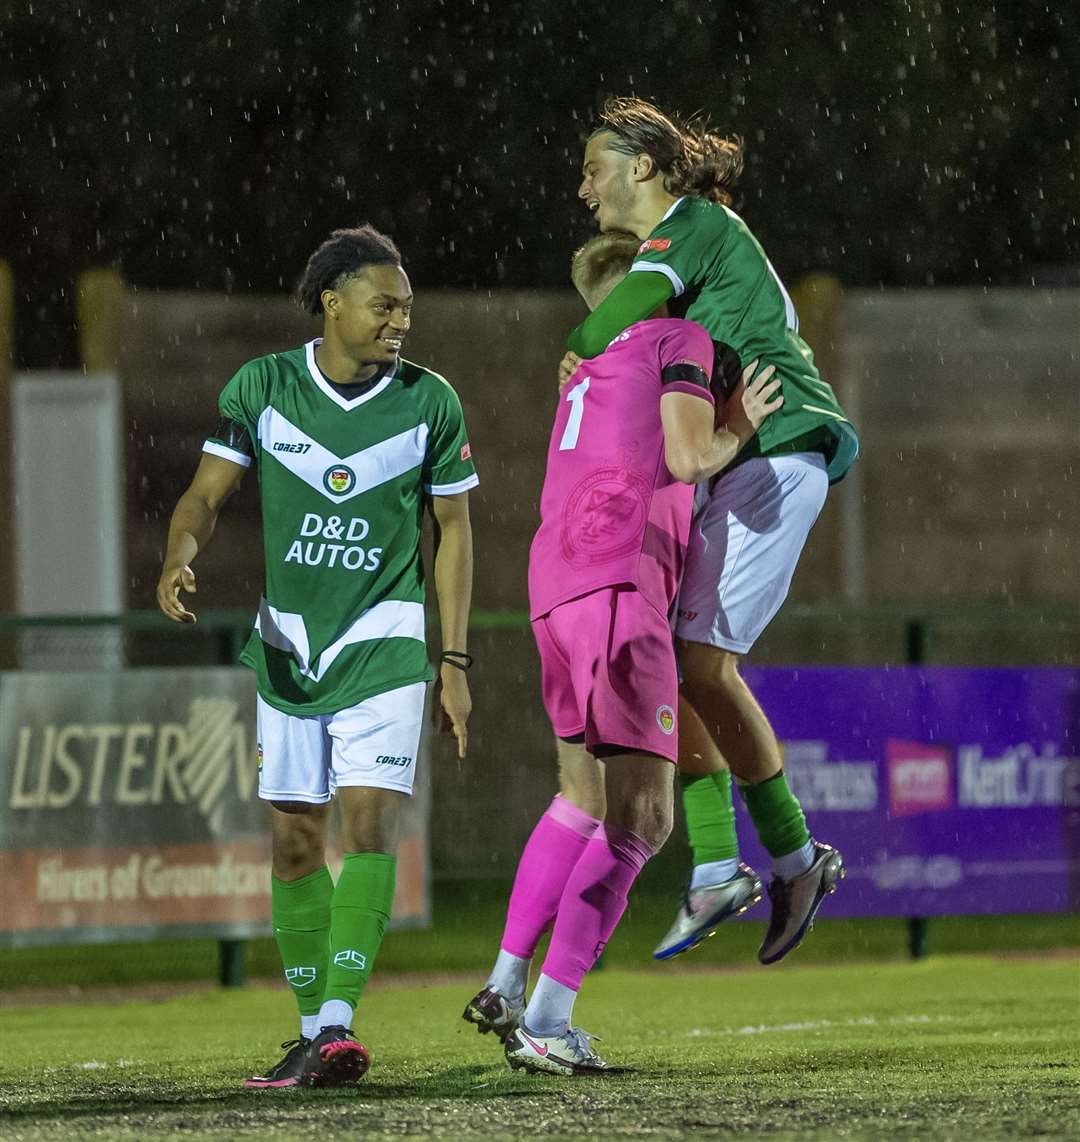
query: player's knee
[
  {"left": 338, "top": 787, "right": 403, "bottom": 854},
  {"left": 560, "top": 780, "right": 605, "bottom": 820},
  {"left": 340, "top": 822, "right": 399, "bottom": 854},
  {"left": 270, "top": 802, "right": 326, "bottom": 870},
  {"left": 625, "top": 804, "right": 672, "bottom": 853},
  {"left": 635, "top": 804, "right": 673, "bottom": 852},
  {"left": 608, "top": 784, "right": 673, "bottom": 852},
  {"left": 271, "top": 821, "right": 325, "bottom": 880},
  {"left": 684, "top": 648, "right": 743, "bottom": 701}
]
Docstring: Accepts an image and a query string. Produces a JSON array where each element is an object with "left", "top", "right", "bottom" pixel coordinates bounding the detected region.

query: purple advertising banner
[{"left": 734, "top": 667, "right": 1080, "bottom": 918}]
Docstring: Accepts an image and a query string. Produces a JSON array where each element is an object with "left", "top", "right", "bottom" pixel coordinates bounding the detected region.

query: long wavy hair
[{"left": 594, "top": 96, "right": 744, "bottom": 207}]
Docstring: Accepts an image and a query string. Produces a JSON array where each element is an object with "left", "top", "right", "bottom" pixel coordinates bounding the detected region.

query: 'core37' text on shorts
[{"left": 256, "top": 681, "right": 427, "bottom": 803}]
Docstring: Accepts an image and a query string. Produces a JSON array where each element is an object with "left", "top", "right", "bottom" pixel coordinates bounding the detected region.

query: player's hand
[
  {"left": 156, "top": 563, "right": 198, "bottom": 623},
  {"left": 435, "top": 664, "right": 471, "bottom": 759},
  {"left": 720, "top": 359, "right": 783, "bottom": 446},
  {"left": 558, "top": 351, "right": 582, "bottom": 392}
]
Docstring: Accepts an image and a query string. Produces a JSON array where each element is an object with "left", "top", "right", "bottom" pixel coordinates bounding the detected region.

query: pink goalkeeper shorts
[{"left": 532, "top": 586, "right": 679, "bottom": 764}]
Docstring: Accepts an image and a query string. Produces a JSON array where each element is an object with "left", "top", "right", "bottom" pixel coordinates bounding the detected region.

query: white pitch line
[{"left": 676, "top": 1013, "right": 958, "bottom": 1038}]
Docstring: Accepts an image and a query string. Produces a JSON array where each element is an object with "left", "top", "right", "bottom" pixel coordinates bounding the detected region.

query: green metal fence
[
  {"left": 1, "top": 602, "right": 1076, "bottom": 669},
  {"left": 1, "top": 602, "right": 1075, "bottom": 968}
]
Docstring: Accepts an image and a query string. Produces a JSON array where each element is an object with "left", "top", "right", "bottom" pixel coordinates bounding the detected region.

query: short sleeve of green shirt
[
  {"left": 220, "top": 359, "right": 270, "bottom": 430},
  {"left": 629, "top": 198, "right": 732, "bottom": 298},
  {"left": 203, "top": 358, "right": 270, "bottom": 468},
  {"left": 423, "top": 379, "right": 479, "bottom": 496}
]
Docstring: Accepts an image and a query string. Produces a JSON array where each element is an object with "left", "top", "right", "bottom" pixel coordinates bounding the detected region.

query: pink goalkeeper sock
[
  {"left": 540, "top": 822, "right": 654, "bottom": 992},
  {"left": 499, "top": 795, "right": 602, "bottom": 960}
]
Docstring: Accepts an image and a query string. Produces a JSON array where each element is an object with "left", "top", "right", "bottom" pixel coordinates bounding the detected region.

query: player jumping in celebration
[
  {"left": 567, "top": 98, "right": 860, "bottom": 965},
  {"left": 156, "top": 226, "right": 477, "bottom": 1088},
  {"left": 464, "top": 232, "right": 782, "bottom": 1074}
]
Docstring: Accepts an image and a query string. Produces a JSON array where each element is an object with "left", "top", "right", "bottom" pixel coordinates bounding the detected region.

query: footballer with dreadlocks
[{"left": 157, "top": 225, "right": 477, "bottom": 1089}]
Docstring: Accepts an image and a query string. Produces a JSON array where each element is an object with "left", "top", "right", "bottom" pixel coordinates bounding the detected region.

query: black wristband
[{"left": 440, "top": 651, "right": 474, "bottom": 671}]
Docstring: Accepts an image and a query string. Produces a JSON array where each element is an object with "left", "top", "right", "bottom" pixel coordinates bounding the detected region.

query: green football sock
[
  {"left": 680, "top": 770, "right": 740, "bottom": 865},
  {"left": 272, "top": 865, "right": 333, "bottom": 1019},
  {"left": 322, "top": 851, "right": 397, "bottom": 1008},
  {"left": 740, "top": 771, "right": 811, "bottom": 857}
]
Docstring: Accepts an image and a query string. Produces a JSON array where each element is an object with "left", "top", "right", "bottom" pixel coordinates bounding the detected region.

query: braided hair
[{"left": 297, "top": 225, "right": 402, "bottom": 316}]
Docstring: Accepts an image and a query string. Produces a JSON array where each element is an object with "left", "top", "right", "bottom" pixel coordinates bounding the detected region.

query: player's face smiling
[
  {"left": 579, "top": 133, "right": 637, "bottom": 232},
  {"left": 332, "top": 264, "right": 413, "bottom": 365}
]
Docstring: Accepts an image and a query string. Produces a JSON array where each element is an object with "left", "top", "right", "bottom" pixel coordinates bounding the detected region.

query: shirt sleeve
[
  {"left": 202, "top": 361, "right": 264, "bottom": 467},
  {"left": 424, "top": 381, "right": 479, "bottom": 496},
  {"left": 629, "top": 201, "right": 730, "bottom": 299},
  {"left": 658, "top": 322, "right": 716, "bottom": 405},
  {"left": 566, "top": 271, "right": 674, "bottom": 359}
]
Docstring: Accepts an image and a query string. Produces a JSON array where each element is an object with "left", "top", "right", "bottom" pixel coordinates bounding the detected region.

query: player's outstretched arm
[
  {"left": 156, "top": 454, "right": 246, "bottom": 623},
  {"left": 430, "top": 491, "right": 474, "bottom": 759},
  {"left": 566, "top": 271, "right": 674, "bottom": 359}
]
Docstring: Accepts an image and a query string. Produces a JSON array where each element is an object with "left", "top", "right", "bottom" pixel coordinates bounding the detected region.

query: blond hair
[{"left": 570, "top": 231, "right": 641, "bottom": 310}]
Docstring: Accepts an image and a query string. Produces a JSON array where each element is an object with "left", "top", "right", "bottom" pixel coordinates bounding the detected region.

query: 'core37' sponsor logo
[{"left": 375, "top": 755, "right": 412, "bottom": 768}]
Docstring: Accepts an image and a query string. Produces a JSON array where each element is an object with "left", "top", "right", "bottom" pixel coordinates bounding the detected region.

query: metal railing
[{"left": 0, "top": 601, "right": 1075, "bottom": 969}]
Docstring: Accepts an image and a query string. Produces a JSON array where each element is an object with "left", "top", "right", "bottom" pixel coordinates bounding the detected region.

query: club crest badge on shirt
[
  {"left": 560, "top": 468, "right": 650, "bottom": 567},
  {"left": 323, "top": 464, "right": 356, "bottom": 495}
]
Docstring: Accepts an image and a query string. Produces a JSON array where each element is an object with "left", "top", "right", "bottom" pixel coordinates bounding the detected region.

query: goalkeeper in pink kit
[{"left": 463, "top": 231, "right": 781, "bottom": 1075}]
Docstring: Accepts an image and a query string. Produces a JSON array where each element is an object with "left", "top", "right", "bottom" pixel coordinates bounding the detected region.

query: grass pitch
[{"left": 1, "top": 956, "right": 1077, "bottom": 1140}]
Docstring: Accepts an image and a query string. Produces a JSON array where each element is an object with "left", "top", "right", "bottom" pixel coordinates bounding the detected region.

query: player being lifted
[
  {"left": 566, "top": 98, "right": 859, "bottom": 964},
  {"left": 465, "top": 231, "right": 782, "bottom": 1074},
  {"left": 156, "top": 226, "right": 477, "bottom": 1088}
]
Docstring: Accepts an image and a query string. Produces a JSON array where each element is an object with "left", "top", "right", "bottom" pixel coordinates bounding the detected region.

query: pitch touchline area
[
  {"left": 1, "top": 949, "right": 1077, "bottom": 1008},
  {"left": 0, "top": 959, "right": 1077, "bottom": 1141}
]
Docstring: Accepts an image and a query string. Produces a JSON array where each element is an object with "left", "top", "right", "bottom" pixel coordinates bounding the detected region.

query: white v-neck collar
[
  {"left": 660, "top": 196, "right": 686, "bottom": 223},
  {"left": 305, "top": 339, "right": 396, "bottom": 411}
]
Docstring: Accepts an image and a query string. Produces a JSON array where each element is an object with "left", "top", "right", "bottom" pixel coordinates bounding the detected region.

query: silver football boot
[
  {"left": 759, "top": 840, "right": 845, "bottom": 964},
  {"left": 505, "top": 1024, "right": 627, "bottom": 1076},
  {"left": 653, "top": 863, "right": 763, "bottom": 961}
]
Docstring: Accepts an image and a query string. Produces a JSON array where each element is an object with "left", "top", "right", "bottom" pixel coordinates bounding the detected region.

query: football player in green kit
[
  {"left": 568, "top": 98, "right": 859, "bottom": 965},
  {"left": 157, "top": 225, "right": 477, "bottom": 1087}
]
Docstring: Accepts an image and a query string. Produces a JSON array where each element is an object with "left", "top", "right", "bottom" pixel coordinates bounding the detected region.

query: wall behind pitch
[
  {"left": 840, "top": 289, "right": 1079, "bottom": 606},
  {"left": 117, "top": 286, "right": 1080, "bottom": 873}
]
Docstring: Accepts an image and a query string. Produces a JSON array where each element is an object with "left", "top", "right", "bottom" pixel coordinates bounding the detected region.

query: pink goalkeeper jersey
[{"left": 528, "top": 317, "right": 716, "bottom": 620}]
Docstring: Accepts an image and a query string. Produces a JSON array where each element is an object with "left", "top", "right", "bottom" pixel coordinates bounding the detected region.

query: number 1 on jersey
[{"left": 559, "top": 377, "right": 590, "bottom": 452}]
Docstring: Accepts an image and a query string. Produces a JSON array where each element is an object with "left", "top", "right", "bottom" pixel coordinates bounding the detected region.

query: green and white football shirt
[
  {"left": 569, "top": 197, "right": 859, "bottom": 484},
  {"left": 203, "top": 340, "right": 478, "bottom": 716}
]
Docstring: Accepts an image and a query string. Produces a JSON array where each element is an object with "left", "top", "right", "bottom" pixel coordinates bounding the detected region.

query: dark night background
[{"left": 1, "top": 0, "right": 1077, "bottom": 367}]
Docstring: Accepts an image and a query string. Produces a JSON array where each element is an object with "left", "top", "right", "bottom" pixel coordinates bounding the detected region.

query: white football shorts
[
  {"left": 675, "top": 453, "right": 829, "bottom": 655},
  {"left": 256, "top": 681, "right": 427, "bottom": 803}
]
